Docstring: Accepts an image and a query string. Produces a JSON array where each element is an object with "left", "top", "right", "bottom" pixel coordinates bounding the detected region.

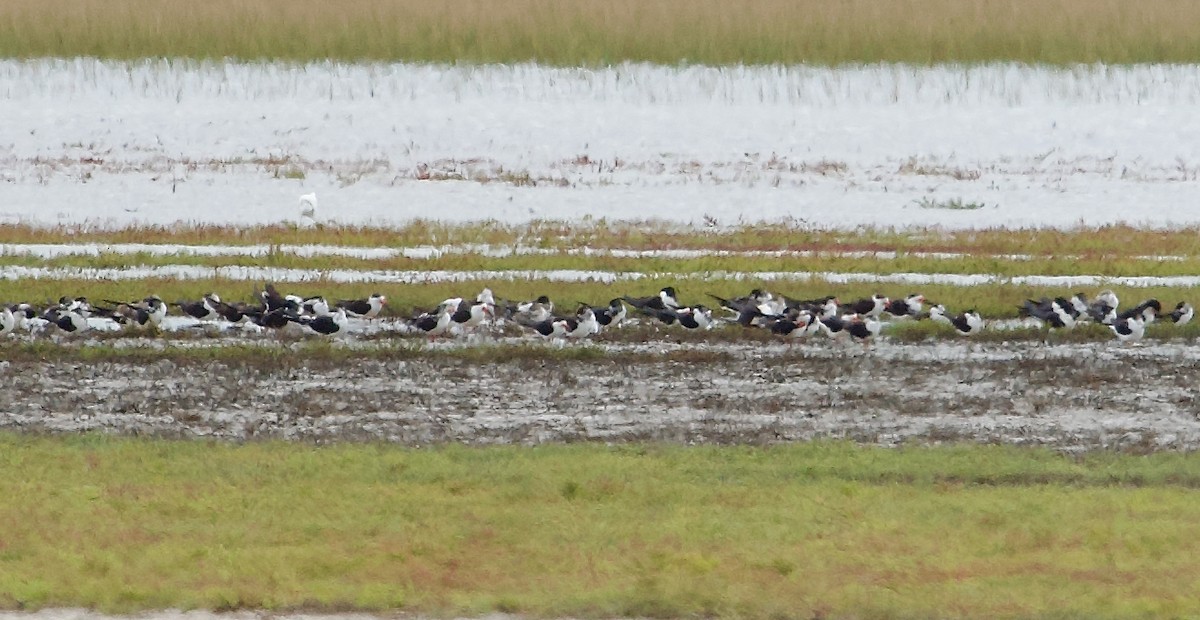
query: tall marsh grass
[{"left": 4, "top": 0, "right": 1200, "bottom": 65}]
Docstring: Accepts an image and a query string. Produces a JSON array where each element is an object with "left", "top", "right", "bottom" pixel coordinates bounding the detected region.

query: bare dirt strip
[{"left": 2, "top": 340, "right": 1198, "bottom": 452}]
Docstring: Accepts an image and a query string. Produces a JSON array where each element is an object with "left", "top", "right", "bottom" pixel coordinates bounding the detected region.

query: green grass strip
[
  {"left": 2, "top": 436, "right": 1200, "bottom": 617},
  {"left": 6, "top": 0, "right": 1200, "bottom": 65},
  {"left": 1, "top": 222, "right": 1199, "bottom": 259},
  {"left": 7, "top": 250, "right": 1200, "bottom": 280}
]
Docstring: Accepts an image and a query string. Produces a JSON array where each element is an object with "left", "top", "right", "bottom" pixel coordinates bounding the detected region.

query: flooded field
[{"left": 4, "top": 339, "right": 1197, "bottom": 451}]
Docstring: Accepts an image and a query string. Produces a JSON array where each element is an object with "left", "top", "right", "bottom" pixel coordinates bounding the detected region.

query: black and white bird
[
  {"left": 100, "top": 295, "right": 168, "bottom": 328},
  {"left": 338, "top": 293, "right": 388, "bottom": 319},
  {"left": 847, "top": 315, "right": 883, "bottom": 346},
  {"left": 1119, "top": 299, "right": 1161, "bottom": 325},
  {"left": 709, "top": 290, "right": 784, "bottom": 327},
  {"left": 211, "top": 299, "right": 260, "bottom": 324},
  {"left": 1071, "top": 290, "right": 1118, "bottom": 324},
  {"left": 293, "top": 307, "right": 349, "bottom": 335},
  {"left": 818, "top": 313, "right": 850, "bottom": 339},
  {"left": 42, "top": 307, "right": 89, "bottom": 333},
  {"left": 673, "top": 305, "right": 714, "bottom": 330},
  {"left": 410, "top": 302, "right": 454, "bottom": 337},
  {"left": 506, "top": 295, "right": 554, "bottom": 324},
  {"left": 770, "top": 311, "right": 820, "bottom": 339},
  {"left": 449, "top": 300, "right": 494, "bottom": 333},
  {"left": 623, "top": 287, "right": 681, "bottom": 314},
  {"left": 1108, "top": 315, "right": 1145, "bottom": 344},
  {"left": 841, "top": 294, "right": 889, "bottom": 319},
  {"left": 260, "top": 283, "right": 292, "bottom": 312},
  {"left": 8, "top": 303, "right": 37, "bottom": 330},
  {"left": 564, "top": 308, "right": 599, "bottom": 338},
  {"left": 174, "top": 293, "right": 222, "bottom": 321},
  {"left": 1020, "top": 297, "right": 1077, "bottom": 329},
  {"left": 588, "top": 299, "right": 627, "bottom": 329},
  {"left": 929, "top": 304, "right": 984, "bottom": 336},
  {"left": 252, "top": 306, "right": 300, "bottom": 330},
  {"left": 522, "top": 316, "right": 572, "bottom": 338},
  {"left": 885, "top": 294, "right": 925, "bottom": 319},
  {"left": 0, "top": 305, "right": 16, "bottom": 337},
  {"left": 300, "top": 296, "right": 331, "bottom": 317},
  {"left": 1168, "top": 301, "right": 1194, "bottom": 326},
  {"left": 710, "top": 289, "right": 774, "bottom": 316}
]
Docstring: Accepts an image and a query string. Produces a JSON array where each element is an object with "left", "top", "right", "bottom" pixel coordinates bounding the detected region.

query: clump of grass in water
[{"left": 914, "top": 197, "right": 989, "bottom": 210}]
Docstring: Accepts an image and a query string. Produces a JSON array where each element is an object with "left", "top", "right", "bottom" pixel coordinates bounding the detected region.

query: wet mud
[{"left": 2, "top": 340, "right": 1198, "bottom": 452}]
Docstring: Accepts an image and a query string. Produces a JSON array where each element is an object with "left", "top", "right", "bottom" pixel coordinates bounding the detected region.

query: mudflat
[{"left": 3, "top": 340, "right": 1194, "bottom": 451}]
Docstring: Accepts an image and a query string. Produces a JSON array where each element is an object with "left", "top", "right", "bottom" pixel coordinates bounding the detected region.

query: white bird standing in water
[{"left": 298, "top": 192, "right": 318, "bottom": 227}]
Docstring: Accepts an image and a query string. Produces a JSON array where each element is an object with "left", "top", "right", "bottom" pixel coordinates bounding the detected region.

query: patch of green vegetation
[
  {"left": 8, "top": 246, "right": 1200, "bottom": 280},
  {"left": 915, "top": 197, "right": 989, "bottom": 211},
  {"left": 2, "top": 436, "right": 1200, "bottom": 617},
  {"left": 4, "top": 0, "right": 1200, "bottom": 65},
  {"left": 0, "top": 221, "right": 1197, "bottom": 261}
]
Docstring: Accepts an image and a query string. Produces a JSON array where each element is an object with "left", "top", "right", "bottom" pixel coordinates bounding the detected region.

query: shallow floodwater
[{"left": 6, "top": 60, "right": 1200, "bottom": 230}]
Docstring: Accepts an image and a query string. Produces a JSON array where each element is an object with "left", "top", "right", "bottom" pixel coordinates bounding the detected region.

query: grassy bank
[
  {"left": 1, "top": 436, "right": 1199, "bottom": 618},
  {"left": 4, "top": 0, "right": 1200, "bottom": 65},
  {"left": 7, "top": 247, "right": 1200, "bottom": 281},
  {"left": 1, "top": 222, "right": 1197, "bottom": 258}
]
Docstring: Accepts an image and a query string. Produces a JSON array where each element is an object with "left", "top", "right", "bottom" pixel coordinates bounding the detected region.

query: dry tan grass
[{"left": 3, "top": 0, "right": 1200, "bottom": 64}]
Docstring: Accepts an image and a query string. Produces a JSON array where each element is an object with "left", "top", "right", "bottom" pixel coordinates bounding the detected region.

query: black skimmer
[
  {"left": 7, "top": 303, "right": 37, "bottom": 331},
  {"left": 769, "top": 311, "right": 819, "bottom": 339},
  {"left": 0, "top": 306, "right": 16, "bottom": 337},
  {"left": 410, "top": 302, "right": 454, "bottom": 337},
  {"left": 522, "top": 316, "right": 571, "bottom": 338},
  {"left": 174, "top": 293, "right": 222, "bottom": 321},
  {"left": 1118, "top": 299, "right": 1161, "bottom": 325},
  {"left": 818, "top": 313, "right": 850, "bottom": 339},
  {"left": 564, "top": 308, "right": 599, "bottom": 338},
  {"left": 884, "top": 294, "right": 925, "bottom": 319},
  {"left": 847, "top": 315, "right": 883, "bottom": 347},
  {"left": 42, "top": 308, "right": 89, "bottom": 333},
  {"left": 710, "top": 290, "right": 784, "bottom": 327},
  {"left": 789, "top": 296, "right": 839, "bottom": 319},
  {"left": 252, "top": 307, "right": 300, "bottom": 330},
  {"left": 338, "top": 293, "right": 388, "bottom": 319},
  {"left": 211, "top": 299, "right": 261, "bottom": 324},
  {"left": 292, "top": 307, "right": 349, "bottom": 335},
  {"left": 583, "top": 299, "right": 627, "bottom": 329},
  {"left": 929, "top": 304, "right": 984, "bottom": 336},
  {"left": 1168, "top": 302, "right": 1194, "bottom": 326},
  {"left": 1077, "top": 290, "right": 1118, "bottom": 324},
  {"left": 1108, "top": 315, "right": 1145, "bottom": 344},
  {"left": 623, "top": 287, "right": 681, "bottom": 314},
  {"left": 841, "top": 294, "right": 889, "bottom": 319},
  {"left": 98, "top": 295, "right": 168, "bottom": 328},
  {"left": 709, "top": 289, "right": 773, "bottom": 315},
  {"left": 1019, "top": 297, "right": 1078, "bottom": 329},
  {"left": 673, "top": 305, "right": 714, "bottom": 330},
  {"left": 506, "top": 296, "right": 554, "bottom": 324},
  {"left": 300, "top": 296, "right": 331, "bottom": 317},
  {"left": 260, "top": 283, "right": 291, "bottom": 312},
  {"left": 47, "top": 296, "right": 92, "bottom": 319},
  {"left": 449, "top": 301, "right": 494, "bottom": 333}
]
